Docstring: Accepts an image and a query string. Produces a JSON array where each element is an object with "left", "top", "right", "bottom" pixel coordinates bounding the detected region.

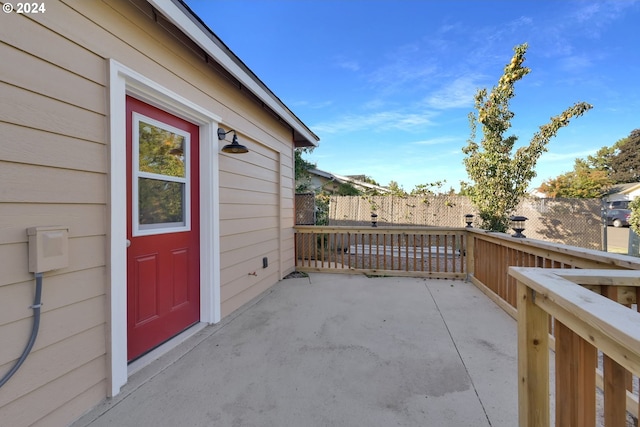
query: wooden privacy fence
[
  {"left": 329, "top": 195, "right": 603, "bottom": 250},
  {"left": 510, "top": 268, "right": 640, "bottom": 427},
  {"left": 294, "top": 226, "right": 466, "bottom": 279}
]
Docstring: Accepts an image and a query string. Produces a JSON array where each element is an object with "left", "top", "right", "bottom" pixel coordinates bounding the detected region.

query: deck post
[
  {"left": 517, "top": 280, "right": 549, "bottom": 427},
  {"left": 465, "top": 231, "right": 475, "bottom": 279}
]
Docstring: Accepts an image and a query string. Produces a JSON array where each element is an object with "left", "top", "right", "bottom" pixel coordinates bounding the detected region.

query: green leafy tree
[
  {"left": 295, "top": 148, "right": 316, "bottom": 192},
  {"left": 410, "top": 181, "right": 447, "bottom": 196},
  {"left": 360, "top": 176, "right": 381, "bottom": 186},
  {"left": 586, "top": 145, "right": 617, "bottom": 174},
  {"left": 538, "top": 159, "right": 612, "bottom": 198},
  {"left": 630, "top": 197, "right": 640, "bottom": 236},
  {"left": 462, "top": 43, "right": 592, "bottom": 232},
  {"left": 387, "top": 181, "right": 408, "bottom": 197},
  {"left": 540, "top": 130, "right": 639, "bottom": 197},
  {"left": 610, "top": 129, "right": 640, "bottom": 183},
  {"left": 336, "top": 182, "right": 361, "bottom": 196},
  {"left": 315, "top": 192, "right": 330, "bottom": 225}
]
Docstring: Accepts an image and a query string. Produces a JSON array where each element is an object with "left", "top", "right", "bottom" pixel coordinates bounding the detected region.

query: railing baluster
[
  {"left": 391, "top": 234, "right": 395, "bottom": 270},
  {"left": 420, "top": 234, "right": 424, "bottom": 272},
  {"left": 336, "top": 233, "right": 340, "bottom": 268},
  {"left": 354, "top": 233, "right": 359, "bottom": 269},
  {"left": 444, "top": 235, "right": 449, "bottom": 273},
  {"left": 375, "top": 232, "right": 379, "bottom": 270},
  {"left": 428, "top": 235, "right": 432, "bottom": 272},
  {"left": 555, "top": 320, "right": 596, "bottom": 426},
  {"left": 454, "top": 234, "right": 459, "bottom": 273},
  {"left": 348, "top": 232, "right": 352, "bottom": 269},
  {"left": 335, "top": 232, "right": 340, "bottom": 269},
  {"left": 313, "top": 232, "right": 317, "bottom": 268},
  {"left": 405, "top": 233, "right": 410, "bottom": 272},
  {"left": 459, "top": 233, "right": 464, "bottom": 273},
  {"left": 383, "top": 234, "right": 387, "bottom": 270},
  {"left": 321, "top": 231, "right": 326, "bottom": 267},
  {"left": 457, "top": 233, "right": 462, "bottom": 273},
  {"left": 436, "top": 235, "right": 441, "bottom": 273},
  {"left": 604, "top": 354, "right": 627, "bottom": 426}
]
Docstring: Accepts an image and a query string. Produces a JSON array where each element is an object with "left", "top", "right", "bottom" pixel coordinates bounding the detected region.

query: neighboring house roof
[
  {"left": 308, "top": 168, "right": 390, "bottom": 193},
  {"left": 151, "top": 0, "right": 319, "bottom": 148},
  {"left": 605, "top": 182, "right": 640, "bottom": 198}
]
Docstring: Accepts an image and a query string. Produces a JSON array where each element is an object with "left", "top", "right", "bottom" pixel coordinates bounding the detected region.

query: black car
[{"left": 606, "top": 209, "right": 631, "bottom": 227}]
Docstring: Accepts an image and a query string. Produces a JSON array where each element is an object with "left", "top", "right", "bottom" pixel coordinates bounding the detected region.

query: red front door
[{"left": 126, "top": 96, "right": 200, "bottom": 361}]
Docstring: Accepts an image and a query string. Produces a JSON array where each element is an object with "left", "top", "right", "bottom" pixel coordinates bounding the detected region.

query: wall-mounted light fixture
[
  {"left": 371, "top": 212, "right": 378, "bottom": 228},
  {"left": 217, "top": 128, "right": 249, "bottom": 154}
]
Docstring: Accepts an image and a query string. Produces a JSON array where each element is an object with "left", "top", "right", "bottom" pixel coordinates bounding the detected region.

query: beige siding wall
[
  {"left": 219, "top": 143, "right": 282, "bottom": 317},
  {"left": 0, "top": 0, "right": 297, "bottom": 424},
  {"left": 0, "top": 4, "right": 109, "bottom": 423}
]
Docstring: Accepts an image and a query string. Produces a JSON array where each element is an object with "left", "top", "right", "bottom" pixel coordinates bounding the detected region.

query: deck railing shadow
[{"left": 294, "top": 225, "right": 640, "bottom": 426}]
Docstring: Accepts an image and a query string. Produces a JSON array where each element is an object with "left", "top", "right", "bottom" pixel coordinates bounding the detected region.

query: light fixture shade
[
  {"left": 218, "top": 128, "right": 249, "bottom": 154},
  {"left": 221, "top": 141, "right": 249, "bottom": 154}
]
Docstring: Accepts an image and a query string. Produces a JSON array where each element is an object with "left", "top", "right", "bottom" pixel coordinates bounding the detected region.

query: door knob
[{"left": 126, "top": 239, "right": 131, "bottom": 248}]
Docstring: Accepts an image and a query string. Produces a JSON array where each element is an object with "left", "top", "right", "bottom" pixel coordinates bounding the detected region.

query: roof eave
[{"left": 147, "top": 0, "right": 319, "bottom": 148}]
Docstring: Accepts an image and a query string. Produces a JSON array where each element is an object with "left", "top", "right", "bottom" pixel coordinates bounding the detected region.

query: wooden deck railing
[
  {"left": 294, "top": 226, "right": 466, "bottom": 279},
  {"left": 510, "top": 268, "right": 640, "bottom": 427},
  {"left": 467, "top": 229, "right": 640, "bottom": 318}
]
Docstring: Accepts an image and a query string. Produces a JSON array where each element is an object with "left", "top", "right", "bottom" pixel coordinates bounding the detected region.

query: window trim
[{"left": 132, "top": 112, "right": 191, "bottom": 236}]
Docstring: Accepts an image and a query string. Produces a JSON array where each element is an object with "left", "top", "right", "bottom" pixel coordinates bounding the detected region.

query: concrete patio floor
[{"left": 73, "top": 273, "right": 518, "bottom": 427}]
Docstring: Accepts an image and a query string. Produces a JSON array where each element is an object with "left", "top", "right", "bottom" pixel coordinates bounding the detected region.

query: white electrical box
[{"left": 27, "top": 226, "right": 69, "bottom": 273}]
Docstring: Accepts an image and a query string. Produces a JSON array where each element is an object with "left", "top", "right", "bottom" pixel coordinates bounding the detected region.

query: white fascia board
[{"left": 147, "top": 0, "right": 318, "bottom": 146}]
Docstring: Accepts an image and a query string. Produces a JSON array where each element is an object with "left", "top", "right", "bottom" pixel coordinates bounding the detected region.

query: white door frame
[{"left": 108, "top": 59, "right": 221, "bottom": 396}]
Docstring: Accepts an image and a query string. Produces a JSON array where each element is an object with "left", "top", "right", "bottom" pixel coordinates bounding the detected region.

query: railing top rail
[
  {"left": 545, "top": 268, "right": 640, "bottom": 286},
  {"left": 510, "top": 267, "right": 640, "bottom": 374},
  {"left": 294, "top": 225, "right": 468, "bottom": 234},
  {"left": 469, "top": 227, "right": 640, "bottom": 270}
]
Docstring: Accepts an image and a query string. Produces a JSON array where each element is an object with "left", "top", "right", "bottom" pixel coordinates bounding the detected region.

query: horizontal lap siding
[
  {"left": 220, "top": 144, "right": 283, "bottom": 317},
  {"left": 280, "top": 148, "right": 296, "bottom": 275},
  {"left": 1, "top": 0, "right": 298, "bottom": 424},
  {"left": 0, "top": 4, "right": 109, "bottom": 425}
]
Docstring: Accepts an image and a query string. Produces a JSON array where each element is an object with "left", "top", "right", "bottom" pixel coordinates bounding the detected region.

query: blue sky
[{"left": 185, "top": 0, "right": 640, "bottom": 192}]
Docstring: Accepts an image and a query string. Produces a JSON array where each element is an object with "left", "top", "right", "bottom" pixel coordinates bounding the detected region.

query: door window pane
[
  {"left": 138, "top": 121, "right": 186, "bottom": 178},
  {"left": 138, "top": 178, "right": 185, "bottom": 227}
]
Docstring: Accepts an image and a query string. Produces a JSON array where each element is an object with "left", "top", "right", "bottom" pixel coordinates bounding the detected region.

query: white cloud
[
  {"left": 413, "top": 136, "right": 461, "bottom": 146},
  {"left": 336, "top": 60, "right": 361, "bottom": 72},
  {"left": 559, "top": 55, "right": 593, "bottom": 72},
  {"left": 424, "top": 75, "right": 482, "bottom": 110},
  {"left": 541, "top": 149, "right": 598, "bottom": 162},
  {"left": 573, "top": 3, "right": 601, "bottom": 22},
  {"left": 291, "top": 99, "right": 334, "bottom": 109},
  {"left": 311, "top": 110, "right": 438, "bottom": 135},
  {"left": 572, "top": 0, "right": 639, "bottom": 28}
]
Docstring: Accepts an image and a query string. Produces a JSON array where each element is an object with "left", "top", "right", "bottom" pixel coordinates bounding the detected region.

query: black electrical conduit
[{"left": 0, "top": 273, "right": 43, "bottom": 389}]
